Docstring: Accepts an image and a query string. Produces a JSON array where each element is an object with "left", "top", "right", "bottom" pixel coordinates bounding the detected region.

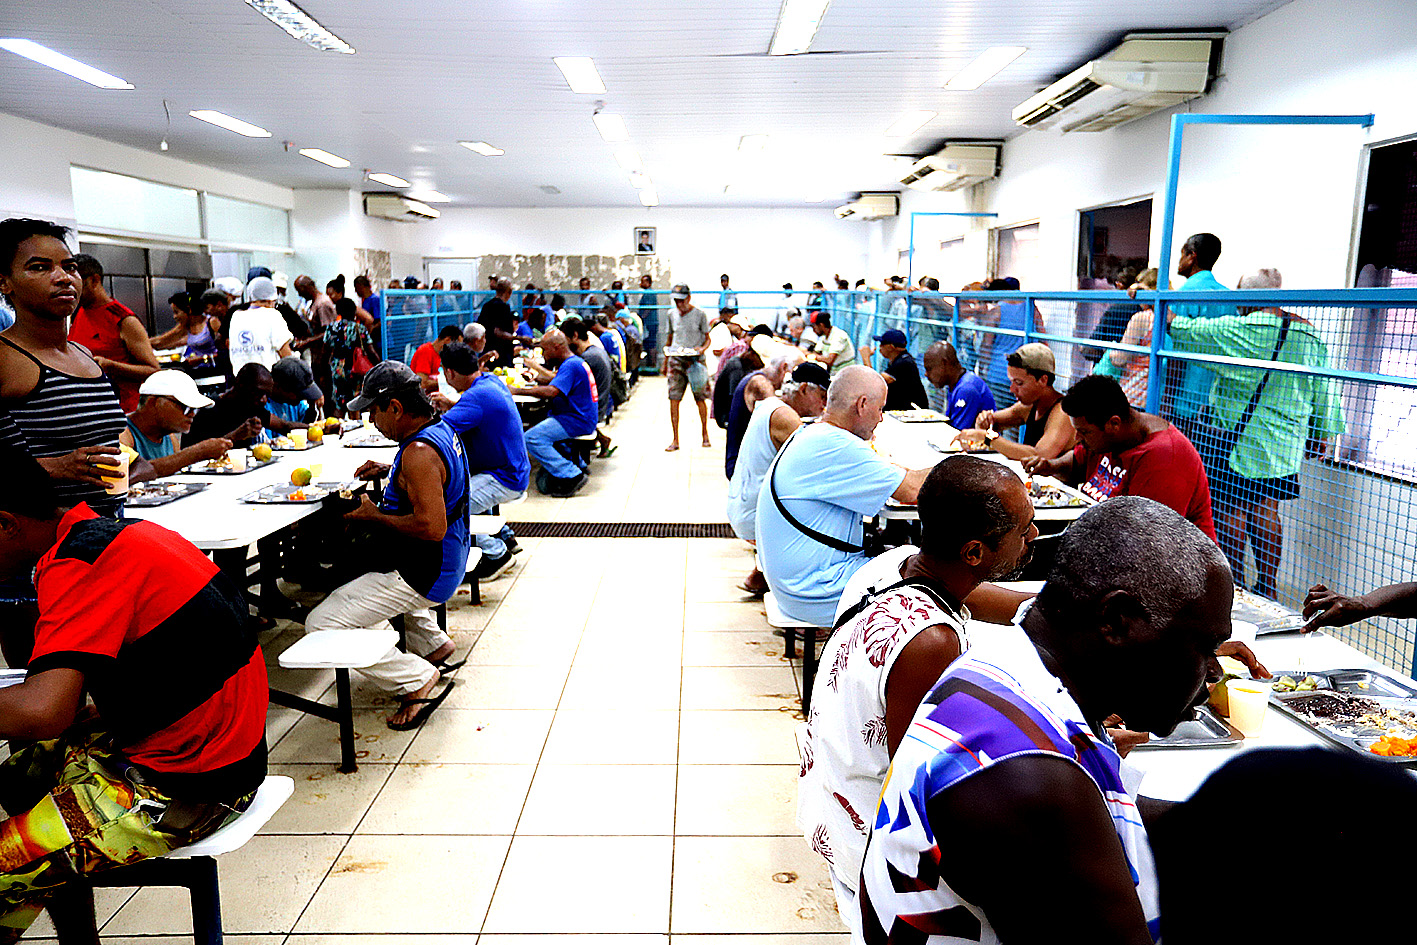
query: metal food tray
[
  {"left": 1028, "top": 478, "right": 1091, "bottom": 509},
  {"left": 240, "top": 482, "right": 354, "bottom": 505},
  {"left": 343, "top": 436, "right": 399, "bottom": 448},
  {"left": 1130, "top": 704, "right": 1241, "bottom": 749},
  {"left": 1267, "top": 669, "right": 1417, "bottom": 763},
  {"left": 269, "top": 439, "right": 319, "bottom": 451},
  {"left": 124, "top": 481, "right": 209, "bottom": 507},
  {"left": 886, "top": 409, "right": 949, "bottom": 423},
  {"left": 1232, "top": 588, "right": 1307, "bottom": 634},
  {"left": 184, "top": 456, "right": 279, "bottom": 475}
]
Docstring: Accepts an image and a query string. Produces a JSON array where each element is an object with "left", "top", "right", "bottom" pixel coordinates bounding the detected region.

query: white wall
[
  {"left": 408, "top": 206, "right": 870, "bottom": 293},
  {"left": 0, "top": 112, "right": 292, "bottom": 228},
  {"left": 876, "top": 0, "right": 1417, "bottom": 291}
]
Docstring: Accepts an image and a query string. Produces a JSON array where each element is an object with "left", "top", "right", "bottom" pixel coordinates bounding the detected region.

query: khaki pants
[{"left": 305, "top": 570, "right": 450, "bottom": 696}]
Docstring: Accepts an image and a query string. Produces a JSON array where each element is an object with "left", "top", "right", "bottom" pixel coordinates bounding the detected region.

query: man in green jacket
[{"left": 1167, "top": 268, "right": 1344, "bottom": 598}]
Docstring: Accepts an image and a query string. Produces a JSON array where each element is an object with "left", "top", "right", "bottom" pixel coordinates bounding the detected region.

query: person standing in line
[
  {"left": 664, "top": 284, "right": 712, "bottom": 452},
  {"left": 227, "top": 277, "right": 294, "bottom": 374},
  {"left": 1153, "top": 232, "right": 1233, "bottom": 426},
  {"left": 638, "top": 274, "right": 660, "bottom": 369},
  {"left": 68, "top": 254, "right": 161, "bottom": 413},
  {"left": 353, "top": 274, "right": 383, "bottom": 344},
  {"left": 719, "top": 273, "right": 738, "bottom": 322}
]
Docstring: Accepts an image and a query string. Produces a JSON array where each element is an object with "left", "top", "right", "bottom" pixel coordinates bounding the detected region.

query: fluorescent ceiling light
[
  {"left": 459, "top": 140, "right": 504, "bottom": 156},
  {"left": 944, "top": 46, "right": 1027, "bottom": 90},
  {"left": 593, "top": 112, "right": 629, "bottom": 143},
  {"left": 409, "top": 190, "right": 450, "bottom": 203},
  {"left": 189, "top": 109, "right": 271, "bottom": 137},
  {"left": 628, "top": 171, "right": 651, "bottom": 189},
  {"left": 0, "top": 38, "right": 134, "bottom": 89},
  {"left": 299, "top": 148, "right": 350, "bottom": 168},
  {"left": 639, "top": 189, "right": 659, "bottom": 208},
  {"left": 739, "top": 134, "right": 769, "bottom": 154},
  {"left": 553, "top": 56, "right": 606, "bottom": 94},
  {"left": 366, "top": 172, "right": 409, "bottom": 188},
  {"left": 884, "top": 109, "right": 936, "bottom": 138},
  {"left": 769, "top": 0, "right": 832, "bottom": 56},
  {"left": 614, "top": 147, "right": 643, "bottom": 171},
  {"left": 245, "top": 0, "right": 355, "bottom": 54}
]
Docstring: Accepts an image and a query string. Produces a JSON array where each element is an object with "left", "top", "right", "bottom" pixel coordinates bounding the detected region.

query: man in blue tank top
[{"left": 304, "top": 361, "right": 470, "bottom": 731}]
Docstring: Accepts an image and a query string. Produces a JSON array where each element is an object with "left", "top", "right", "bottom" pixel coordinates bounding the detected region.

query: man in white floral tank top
[{"left": 797, "top": 456, "right": 1037, "bottom": 933}]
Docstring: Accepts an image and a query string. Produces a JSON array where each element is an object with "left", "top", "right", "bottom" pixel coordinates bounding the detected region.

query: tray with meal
[
  {"left": 1130, "top": 704, "right": 1242, "bottom": 750},
  {"left": 343, "top": 432, "right": 399, "bottom": 448},
  {"left": 886, "top": 409, "right": 948, "bottom": 423},
  {"left": 1231, "top": 588, "right": 1306, "bottom": 634},
  {"left": 240, "top": 482, "right": 359, "bottom": 505},
  {"left": 125, "top": 481, "right": 209, "bottom": 507},
  {"left": 185, "top": 454, "right": 279, "bottom": 475},
  {"left": 1268, "top": 668, "right": 1417, "bottom": 761},
  {"left": 662, "top": 345, "right": 699, "bottom": 358},
  {"left": 1025, "top": 477, "right": 1091, "bottom": 509},
  {"left": 269, "top": 435, "right": 318, "bottom": 451}
]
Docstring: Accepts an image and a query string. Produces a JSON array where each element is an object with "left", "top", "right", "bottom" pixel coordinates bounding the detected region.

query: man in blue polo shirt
[
  {"left": 1161, "top": 231, "right": 1233, "bottom": 422},
  {"left": 436, "top": 342, "right": 530, "bottom": 580},
  {"left": 924, "top": 340, "right": 995, "bottom": 430},
  {"left": 520, "top": 328, "right": 598, "bottom": 497}
]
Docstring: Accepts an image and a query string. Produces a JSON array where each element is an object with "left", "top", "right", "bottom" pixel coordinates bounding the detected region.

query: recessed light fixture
[
  {"left": 409, "top": 190, "right": 450, "bottom": 203},
  {"left": 614, "top": 147, "right": 643, "bottom": 172},
  {"left": 299, "top": 148, "right": 350, "bottom": 168},
  {"left": 244, "top": 0, "right": 355, "bottom": 54},
  {"left": 539, "top": 185, "right": 562, "bottom": 195},
  {"left": 885, "top": 110, "right": 936, "bottom": 138},
  {"left": 0, "top": 38, "right": 133, "bottom": 89},
  {"left": 189, "top": 109, "right": 271, "bottom": 137},
  {"left": 639, "top": 189, "right": 659, "bottom": 208},
  {"left": 592, "top": 111, "right": 629, "bottom": 143},
  {"left": 944, "top": 46, "right": 1027, "bottom": 90},
  {"left": 459, "top": 140, "right": 504, "bottom": 156},
  {"left": 768, "top": 0, "right": 832, "bottom": 56},
  {"left": 366, "top": 172, "right": 409, "bottom": 188},
  {"left": 553, "top": 56, "right": 606, "bottom": 94},
  {"left": 739, "top": 134, "right": 769, "bottom": 154},
  {"left": 629, "top": 171, "right": 651, "bottom": 189}
]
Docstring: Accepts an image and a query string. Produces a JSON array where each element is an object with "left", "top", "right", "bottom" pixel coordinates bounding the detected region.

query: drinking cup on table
[
  {"left": 229, "top": 448, "right": 248, "bottom": 472},
  {"left": 1228, "top": 680, "right": 1272, "bottom": 737},
  {"left": 291, "top": 428, "right": 307, "bottom": 448},
  {"left": 99, "top": 448, "right": 130, "bottom": 496}
]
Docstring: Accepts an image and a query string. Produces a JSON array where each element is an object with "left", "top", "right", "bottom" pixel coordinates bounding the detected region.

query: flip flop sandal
[
  {"left": 431, "top": 656, "right": 467, "bottom": 673},
  {"left": 387, "top": 678, "right": 456, "bottom": 731},
  {"left": 599, "top": 445, "right": 619, "bottom": 458}
]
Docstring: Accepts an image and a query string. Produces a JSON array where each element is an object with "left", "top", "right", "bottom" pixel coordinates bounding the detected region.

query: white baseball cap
[
  {"left": 139, "top": 370, "right": 215, "bottom": 409},
  {"left": 214, "top": 276, "right": 244, "bottom": 299},
  {"left": 272, "top": 270, "right": 290, "bottom": 290}
]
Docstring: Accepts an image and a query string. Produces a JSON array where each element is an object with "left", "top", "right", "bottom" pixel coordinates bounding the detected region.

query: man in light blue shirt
[
  {"left": 1164, "top": 232, "right": 1234, "bottom": 421},
  {"left": 756, "top": 365, "right": 932, "bottom": 626},
  {"left": 719, "top": 273, "right": 738, "bottom": 321}
]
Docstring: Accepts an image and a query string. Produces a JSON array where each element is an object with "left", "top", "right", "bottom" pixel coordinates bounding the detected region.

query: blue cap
[{"left": 875, "top": 328, "right": 908, "bottom": 347}]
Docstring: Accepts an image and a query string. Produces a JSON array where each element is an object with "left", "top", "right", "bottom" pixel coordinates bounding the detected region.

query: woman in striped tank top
[{"left": 0, "top": 219, "right": 147, "bottom": 519}]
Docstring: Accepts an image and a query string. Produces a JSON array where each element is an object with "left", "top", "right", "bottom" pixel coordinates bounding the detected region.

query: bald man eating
[{"left": 756, "top": 365, "right": 937, "bottom": 626}]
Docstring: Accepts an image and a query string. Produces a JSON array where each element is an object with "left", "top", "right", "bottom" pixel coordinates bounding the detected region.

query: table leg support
[
  {"left": 335, "top": 669, "right": 356, "bottom": 774},
  {"left": 802, "top": 629, "right": 819, "bottom": 715}
]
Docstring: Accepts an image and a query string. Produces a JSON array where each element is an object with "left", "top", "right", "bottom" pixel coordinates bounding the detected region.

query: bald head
[
  {"left": 824, "top": 365, "right": 888, "bottom": 440},
  {"left": 539, "top": 328, "right": 569, "bottom": 363},
  {"left": 293, "top": 275, "right": 316, "bottom": 300},
  {"left": 924, "top": 340, "right": 964, "bottom": 388}
]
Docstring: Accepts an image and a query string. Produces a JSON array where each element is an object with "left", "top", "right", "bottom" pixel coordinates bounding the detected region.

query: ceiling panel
[{"left": 0, "top": 0, "right": 1291, "bottom": 208}]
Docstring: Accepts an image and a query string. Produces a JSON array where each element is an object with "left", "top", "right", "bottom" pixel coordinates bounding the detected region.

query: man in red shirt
[
  {"left": 0, "top": 449, "right": 267, "bottom": 937},
  {"left": 1024, "top": 375, "right": 1216, "bottom": 540},
  {"left": 409, "top": 325, "right": 464, "bottom": 392},
  {"left": 68, "top": 254, "right": 160, "bottom": 413}
]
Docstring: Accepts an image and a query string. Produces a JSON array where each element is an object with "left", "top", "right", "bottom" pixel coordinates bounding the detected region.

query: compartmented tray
[
  {"left": 342, "top": 435, "right": 399, "bottom": 448},
  {"left": 184, "top": 455, "right": 279, "bottom": 475},
  {"left": 1027, "top": 477, "right": 1092, "bottom": 509},
  {"left": 1232, "top": 588, "right": 1306, "bottom": 635},
  {"left": 1131, "top": 704, "right": 1242, "bottom": 750},
  {"left": 240, "top": 482, "right": 357, "bottom": 504},
  {"left": 1267, "top": 667, "right": 1417, "bottom": 763},
  {"left": 886, "top": 409, "right": 949, "bottom": 423},
  {"left": 125, "top": 481, "right": 209, "bottom": 507},
  {"left": 269, "top": 437, "right": 319, "bottom": 451}
]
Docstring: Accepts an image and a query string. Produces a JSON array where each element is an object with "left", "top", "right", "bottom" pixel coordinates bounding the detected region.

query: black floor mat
[{"left": 507, "top": 522, "right": 736, "bottom": 538}]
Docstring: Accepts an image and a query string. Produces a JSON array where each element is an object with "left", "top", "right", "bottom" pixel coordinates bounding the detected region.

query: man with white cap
[
  {"left": 213, "top": 276, "right": 244, "bottom": 304},
  {"left": 228, "top": 276, "right": 293, "bottom": 373},
  {"left": 120, "top": 370, "right": 232, "bottom": 479}
]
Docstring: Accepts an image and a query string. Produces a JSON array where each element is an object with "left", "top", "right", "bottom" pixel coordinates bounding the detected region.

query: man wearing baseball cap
[
  {"left": 120, "top": 370, "right": 232, "bottom": 478},
  {"left": 862, "top": 328, "right": 927, "bottom": 411},
  {"left": 955, "top": 342, "right": 1075, "bottom": 461},
  {"left": 664, "top": 284, "right": 712, "bottom": 452},
  {"left": 269, "top": 356, "right": 324, "bottom": 426},
  {"left": 307, "top": 360, "right": 470, "bottom": 730}
]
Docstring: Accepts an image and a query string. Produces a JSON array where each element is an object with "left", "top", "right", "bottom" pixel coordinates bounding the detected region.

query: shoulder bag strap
[
  {"left": 832, "top": 575, "right": 960, "bottom": 632},
  {"left": 768, "top": 428, "right": 865, "bottom": 556},
  {"left": 1234, "top": 314, "right": 1292, "bottom": 438}
]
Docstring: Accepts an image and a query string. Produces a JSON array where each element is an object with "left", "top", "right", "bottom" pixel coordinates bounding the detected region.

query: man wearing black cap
[
  {"left": 862, "top": 328, "right": 927, "bottom": 411},
  {"left": 306, "top": 361, "right": 470, "bottom": 730},
  {"left": 183, "top": 363, "right": 300, "bottom": 448},
  {"left": 269, "top": 356, "right": 323, "bottom": 427}
]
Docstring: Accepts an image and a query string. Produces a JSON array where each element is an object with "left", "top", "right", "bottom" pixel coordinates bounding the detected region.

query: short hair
[
  {"left": 335, "top": 297, "right": 358, "bottom": 319},
  {"left": 495, "top": 278, "right": 512, "bottom": 293},
  {"left": 1006, "top": 350, "right": 1053, "bottom": 386},
  {"left": 0, "top": 446, "right": 60, "bottom": 518},
  {"left": 782, "top": 282, "right": 793, "bottom": 291},
  {"left": 450, "top": 280, "right": 462, "bottom": 290},
  {"left": 463, "top": 322, "right": 486, "bottom": 341},
  {"left": 559, "top": 316, "right": 588, "bottom": 341},
  {"left": 233, "top": 362, "right": 273, "bottom": 391},
  {"left": 0, "top": 218, "right": 71, "bottom": 275},
  {"left": 1062, "top": 375, "right": 1133, "bottom": 427},
  {"left": 987, "top": 278, "right": 1011, "bottom": 291},
  {"left": 721, "top": 273, "right": 730, "bottom": 280},
  {"left": 72, "top": 253, "right": 102, "bottom": 281},
  {"left": 1035, "top": 496, "right": 1227, "bottom": 633},
  {"left": 439, "top": 341, "right": 478, "bottom": 375},
  {"left": 200, "top": 288, "right": 228, "bottom": 310},
  {"left": 437, "top": 324, "right": 463, "bottom": 342},
  {"left": 917, "top": 456, "right": 1021, "bottom": 559},
  {"left": 1183, "top": 233, "right": 1222, "bottom": 271},
  {"left": 551, "top": 293, "right": 567, "bottom": 309},
  {"left": 1136, "top": 268, "right": 1159, "bottom": 290},
  {"left": 353, "top": 274, "right": 371, "bottom": 291},
  {"left": 168, "top": 291, "right": 192, "bottom": 314},
  {"left": 1113, "top": 266, "right": 1140, "bottom": 287},
  {"left": 1239, "top": 267, "right": 1282, "bottom": 290},
  {"left": 924, "top": 277, "right": 940, "bottom": 291}
]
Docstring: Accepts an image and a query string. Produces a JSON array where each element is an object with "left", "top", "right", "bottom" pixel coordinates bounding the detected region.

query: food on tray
[
  {"left": 338, "top": 487, "right": 355, "bottom": 500},
  {"left": 308, "top": 425, "right": 324, "bottom": 443},
  {"left": 1026, "top": 479, "right": 1087, "bottom": 508},
  {"left": 1285, "top": 692, "right": 1380, "bottom": 723},
  {"left": 271, "top": 435, "right": 294, "bottom": 448},
  {"left": 290, "top": 489, "right": 307, "bottom": 500},
  {"left": 1369, "top": 735, "right": 1417, "bottom": 757},
  {"left": 1274, "top": 674, "right": 1322, "bottom": 693},
  {"left": 204, "top": 455, "right": 233, "bottom": 470},
  {"left": 323, "top": 417, "right": 342, "bottom": 433},
  {"left": 252, "top": 443, "right": 273, "bottom": 462},
  {"left": 291, "top": 467, "right": 313, "bottom": 487},
  {"left": 886, "top": 409, "right": 944, "bottom": 422}
]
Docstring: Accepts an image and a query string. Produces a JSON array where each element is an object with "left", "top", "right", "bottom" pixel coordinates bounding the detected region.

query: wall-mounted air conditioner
[
  {"left": 899, "top": 144, "right": 1001, "bottom": 192},
  {"left": 1012, "top": 32, "right": 1224, "bottom": 134},
  {"left": 834, "top": 193, "right": 900, "bottom": 220},
  {"left": 364, "top": 193, "right": 441, "bottom": 221}
]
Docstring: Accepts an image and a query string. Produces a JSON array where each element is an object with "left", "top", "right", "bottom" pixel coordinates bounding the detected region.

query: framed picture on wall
[{"left": 635, "top": 227, "right": 656, "bottom": 255}]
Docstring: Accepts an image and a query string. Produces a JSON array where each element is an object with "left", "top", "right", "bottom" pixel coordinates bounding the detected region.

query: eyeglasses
[{"left": 164, "top": 397, "right": 198, "bottom": 417}]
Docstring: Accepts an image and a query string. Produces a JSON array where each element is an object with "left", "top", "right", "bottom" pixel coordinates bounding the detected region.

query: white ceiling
[{"left": 0, "top": 0, "right": 1291, "bottom": 208}]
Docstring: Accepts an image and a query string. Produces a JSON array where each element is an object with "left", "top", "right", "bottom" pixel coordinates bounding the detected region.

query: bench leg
[
  {"left": 189, "top": 856, "right": 223, "bottom": 945},
  {"left": 802, "top": 629, "right": 820, "bottom": 715},
  {"left": 335, "top": 669, "right": 357, "bottom": 774},
  {"left": 783, "top": 627, "right": 797, "bottom": 659},
  {"left": 50, "top": 881, "right": 99, "bottom": 945}
]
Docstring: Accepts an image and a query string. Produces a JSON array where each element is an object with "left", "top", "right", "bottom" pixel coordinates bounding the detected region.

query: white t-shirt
[
  {"left": 228, "top": 307, "right": 293, "bottom": 373},
  {"left": 798, "top": 551, "right": 970, "bottom": 899}
]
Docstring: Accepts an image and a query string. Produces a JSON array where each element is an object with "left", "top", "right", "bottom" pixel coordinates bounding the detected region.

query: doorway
[{"left": 1077, "top": 199, "right": 1152, "bottom": 288}]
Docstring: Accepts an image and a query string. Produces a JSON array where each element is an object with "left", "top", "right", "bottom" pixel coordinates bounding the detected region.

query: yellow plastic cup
[{"left": 1228, "top": 680, "right": 1272, "bottom": 737}]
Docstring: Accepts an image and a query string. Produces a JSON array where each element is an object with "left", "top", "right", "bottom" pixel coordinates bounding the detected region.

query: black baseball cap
[
  {"left": 271, "top": 357, "right": 323, "bottom": 403},
  {"left": 791, "top": 361, "right": 830, "bottom": 390},
  {"left": 875, "top": 328, "right": 908, "bottom": 347},
  {"left": 347, "top": 361, "right": 422, "bottom": 412},
  {"left": 748, "top": 324, "right": 774, "bottom": 337}
]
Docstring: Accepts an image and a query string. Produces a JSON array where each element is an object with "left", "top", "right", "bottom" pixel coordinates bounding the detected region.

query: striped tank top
[
  {"left": 860, "top": 621, "right": 1160, "bottom": 944},
  {"left": 0, "top": 337, "right": 129, "bottom": 517}
]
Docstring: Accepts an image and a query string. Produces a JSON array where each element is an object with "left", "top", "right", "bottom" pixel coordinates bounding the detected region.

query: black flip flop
[
  {"left": 388, "top": 678, "right": 456, "bottom": 731},
  {"left": 431, "top": 656, "right": 467, "bottom": 673}
]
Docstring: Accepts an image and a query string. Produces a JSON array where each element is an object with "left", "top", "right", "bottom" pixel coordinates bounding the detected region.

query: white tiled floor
[{"left": 33, "top": 376, "right": 847, "bottom": 943}]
